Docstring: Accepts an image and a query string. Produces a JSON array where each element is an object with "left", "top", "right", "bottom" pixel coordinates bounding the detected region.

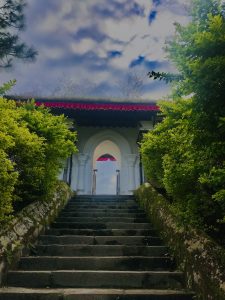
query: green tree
[
  {"left": 142, "top": 0, "right": 225, "bottom": 241},
  {"left": 0, "top": 79, "right": 16, "bottom": 95},
  {"left": 18, "top": 101, "right": 77, "bottom": 200},
  {"left": 0, "top": 97, "right": 77, "bottom": 222},
  {"left": 149, "top": 0, "right": 225, "bottom": 117},
  {"left": 0, "top": 0, "right": 37, "bottom": 68},
  {"left": 166, "top": 0, "right": 225, "bottom": 118},
  {"left": 0, "top": 99, "right": 18, "bottom": 220}
]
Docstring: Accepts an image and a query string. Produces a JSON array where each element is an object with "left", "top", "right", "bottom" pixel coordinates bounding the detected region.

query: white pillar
[
  {"left": 126, "top": 154, "right": 137, "bottom": 192},
  {"left": 77, "top": 153, "right": 89, "bottom": 194},
  {"left": 70, "top": 154, "right": 78, "bottom": 191}
]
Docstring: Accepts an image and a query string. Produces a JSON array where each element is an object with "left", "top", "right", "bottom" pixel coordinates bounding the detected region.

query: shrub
[
  {"left": 142, "top": 0, "right": 225, "bottom": 243},
  {"left": 0, "top": 97, "right": 77, "bottom": 222},
  {"left": 17, "top": 100, "right": 77, "bottom": 201},
  {"left": 141, "top": 98, "right": 225, "bottom": 242}
]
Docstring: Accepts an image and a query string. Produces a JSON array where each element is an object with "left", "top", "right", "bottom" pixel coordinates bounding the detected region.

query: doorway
[{"left": 93, "top": 140, "right": 121, "bottom": 195}]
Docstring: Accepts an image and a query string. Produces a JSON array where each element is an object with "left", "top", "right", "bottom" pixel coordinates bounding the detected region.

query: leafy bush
[
  {"left": 0, "top": 97, "right": 77, "bottom": 222},
  {"left": 141, "top": 98, "right": 225, "bottom": 240},
  {"left": 142, "top": 0, "right": 225, "bottom": 243},
  {"left": 17, "top": 100, "right": 77, "bottom": 200}
]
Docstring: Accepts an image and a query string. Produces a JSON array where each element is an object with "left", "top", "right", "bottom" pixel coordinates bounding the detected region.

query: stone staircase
[{"left": 0, "top": 195, "right": 194, "bottom": 299}]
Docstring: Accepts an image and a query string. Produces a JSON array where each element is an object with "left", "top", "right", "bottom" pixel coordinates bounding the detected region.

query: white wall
[{"left": 69, "top": 126, "right": 141, "bottom": 195}]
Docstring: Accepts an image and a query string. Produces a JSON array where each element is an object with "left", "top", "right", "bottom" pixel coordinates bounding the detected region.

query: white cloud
[
  {"left": 1, "top": 0, "right": 190, "bottom": 99},
  {"left": 70, "top": 39, "right": 96, "bottom": 55},
  {"left": 37, "top": 14, "right": 59, "bottom": 33}
]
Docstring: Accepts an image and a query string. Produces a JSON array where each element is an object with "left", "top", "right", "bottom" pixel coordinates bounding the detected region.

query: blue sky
[{"left": 1, "top": 0, "right": 190, "bottom": 100}]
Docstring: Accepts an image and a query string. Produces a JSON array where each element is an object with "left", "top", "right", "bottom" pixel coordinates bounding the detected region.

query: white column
[
  {"left": 126, "top": 154, "right": 137, "bottom": 192},
  {"left": 77, "top": 153, "right": 89, "bottom": 194},
  {"left": 70, "top": 154, "right": 78, "bottom": 191}
]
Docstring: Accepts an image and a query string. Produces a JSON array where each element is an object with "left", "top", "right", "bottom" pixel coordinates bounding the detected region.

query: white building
[{"left": 30, "top": 97, "right": 159, "bottom": 195}]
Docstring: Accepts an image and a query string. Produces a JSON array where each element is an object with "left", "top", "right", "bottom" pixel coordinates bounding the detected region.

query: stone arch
[
  {"left": 82, "top": 129, "right": 133, "bottom": 194},
  {"left": 83, "top": 129, "right": 131, "bottom": 157},
  {"left": 93, "top": 140, "right": 121, "bottom": 169}
]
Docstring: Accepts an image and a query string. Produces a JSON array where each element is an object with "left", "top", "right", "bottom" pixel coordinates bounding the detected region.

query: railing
[
  {"left": 92, "top": 169, "right": 97, "bottom": 195},
  {"left": 116, "top": 169, "right": 120, "bottom": 195}
]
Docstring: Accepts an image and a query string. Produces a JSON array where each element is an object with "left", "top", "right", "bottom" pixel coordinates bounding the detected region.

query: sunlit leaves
[
  {"left": 0, "top": 96, "right": 77, "bottom": 222},
  {"left": 142, "top": 0, "right": 225, "bottom": 242},
  {"left": 0, "top": 79, "right": 16, "bottom": 95}
]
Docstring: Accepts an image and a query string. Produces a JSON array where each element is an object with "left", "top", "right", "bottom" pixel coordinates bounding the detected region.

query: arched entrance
[
  {"left": 74, "top": 129, "right": 139, "bottom": 195},
  {"left": 93, "top": 140, "right": 121, "bottom": 195}
]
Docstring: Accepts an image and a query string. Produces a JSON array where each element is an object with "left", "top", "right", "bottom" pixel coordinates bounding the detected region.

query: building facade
[{"left": 14, "top": 96, "right": 159, "bottom": 195}]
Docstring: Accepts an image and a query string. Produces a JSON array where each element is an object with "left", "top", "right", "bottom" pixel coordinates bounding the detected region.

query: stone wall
[
  {"left": 0, "top": 181, "right": 72, "bottom": 285},
  {"left": 134, "top": 184, "right": 225, "bottom": 300}
]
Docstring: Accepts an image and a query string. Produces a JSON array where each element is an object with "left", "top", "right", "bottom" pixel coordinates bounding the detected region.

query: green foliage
[
  {"left": 0, "top": 79, "right": 16, "bottom": 95},
  {"left": 143, "top": 0, "right": 225, "bottom": 242},
  {"left": 0, "top": 97, "right": 77, "bottom": 222},
  {"left": 142, "top": 98, "right": 225, "bottom": 235},
  {"left": 135, "top": 185, "right": 225, "bottom": 300},
  {"left": 0, "top": 98, "right": 20, "bottom": 221},
  {"left": 148, "top": 70, "right": 183, "bottom": 83},
  {"left": 18, "top": 100, "right": 77, "bottom": 199},
  {"left": 0, "top": 0, "right": 37, "bottom": 68},
  {"left": 166, "top": 0, "right": 225, "bottom": 113},
  {"left": 0, "top": 149, "right": 18, "bottom": 220}
]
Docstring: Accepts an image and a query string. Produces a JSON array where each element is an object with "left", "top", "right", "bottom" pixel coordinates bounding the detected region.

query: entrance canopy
[{"left": 9, "top": 96, "right": 160, "bottom": 127}]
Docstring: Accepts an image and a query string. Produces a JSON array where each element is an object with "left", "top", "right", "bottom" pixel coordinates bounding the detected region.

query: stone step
[
  {"left": 66, "top": 204, "right": 139, "bottom": 209},
  {"left": 62, "top": 208, "right": 145, "bottom": 213},
  {"left": 33, "top": 245, "right": 168, "bottom": 257},
  {"left": 38, "top": 235, "right": 162, "bottom": 246},
  {"left": 75, "top": 195, "right": 134, "bottom": 197},
  {"left": 7, "top": 270, "right": 184, "bottom": 289},
  {"left": 51, "top": 222, "right": 152, "bottom": 229},
  {"left": 0, "top": 287, "right": 195, "bottom": 300},
  {"left": 45, "top": 228, "right": 158, "bottom": 237},
  {"left": 67, "top": 202, "right": 137, "bottom": 206},
  {"left": 69, "top": 200, "right": 136, "bottom": 204},
  {"left": 18, "top": 256, "right": 174, "bottom": 271},
  {"left": 1, "top": 194, "right": 195, "bottom": 300},
  {"left": 55, "top": 217, "right": 147, "bottom": 223},
  {"left": 59, "top": 212, "right": 146, "bottom": 218},
  {"left": 69, "top": 202, "right": 138, "bottom": 207},
  {"left": 72, "top": 195, "right": 134, "bottom": 201}
]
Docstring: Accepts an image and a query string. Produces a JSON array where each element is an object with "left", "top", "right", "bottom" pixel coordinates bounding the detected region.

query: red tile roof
[{"left": 35, "top": 101, "right": 159, "bottom": 111}]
